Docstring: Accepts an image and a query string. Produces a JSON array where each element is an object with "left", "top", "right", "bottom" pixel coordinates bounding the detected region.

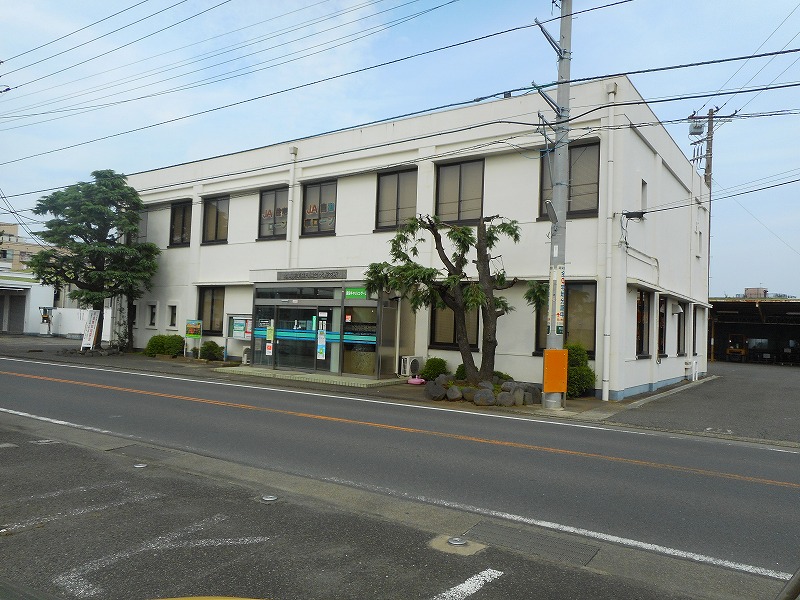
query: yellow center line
[{"left": 3, "top": 370, "right": 798, "bottom": 490}]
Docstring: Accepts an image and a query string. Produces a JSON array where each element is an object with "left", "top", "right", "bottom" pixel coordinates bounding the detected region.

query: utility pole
[{"left": 535, "top": 0, "right": 572, "bottom": 409}]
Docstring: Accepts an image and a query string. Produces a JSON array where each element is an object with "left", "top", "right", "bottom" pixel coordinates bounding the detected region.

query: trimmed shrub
[
  {"left": 199, "top": 340, "right": 224, "bottom": 361},
  {"left": 493, "top": 370, "right": 513, "bottom": 382},
  {"left": 454, "top": 363, "right": 466, "bottom": 380},
  {"left": 419, "top": 357, "right": 448, "bottom": 381},
  {"left": 566, "top": 343, "right": 596, "bottom": 397},
  {"left": 144, "top": 335, "right": 167, "bottom": 357},
  {"left": 163, "top": 335, "right": 185, "bottom": 356}
]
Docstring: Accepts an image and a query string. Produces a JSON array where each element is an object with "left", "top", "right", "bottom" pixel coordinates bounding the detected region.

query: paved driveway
[{"left": 609, "top": 361, "right": 800, "bottom": 445}]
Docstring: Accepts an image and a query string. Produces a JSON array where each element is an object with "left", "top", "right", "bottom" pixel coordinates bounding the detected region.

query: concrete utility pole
[{"left": 536, "top": 0, "right": 572, "bottom": 409}]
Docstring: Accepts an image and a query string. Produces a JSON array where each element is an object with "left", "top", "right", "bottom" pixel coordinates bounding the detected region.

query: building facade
[{"left": 127, "top": 76, "right": 710, "bottom": 400}]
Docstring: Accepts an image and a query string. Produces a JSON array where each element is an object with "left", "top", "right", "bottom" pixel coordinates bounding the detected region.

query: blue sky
[{"left": 1, "top": 0, "right": 799, "bottom": 297}]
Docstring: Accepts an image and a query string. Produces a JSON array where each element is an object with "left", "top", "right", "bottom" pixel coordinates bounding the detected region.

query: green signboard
[
  {"left": 185, "top": 320, "right": 202, "bottom": 339},
  {"left": 345, "top": 287, "right": 368, "bottom": 300}
]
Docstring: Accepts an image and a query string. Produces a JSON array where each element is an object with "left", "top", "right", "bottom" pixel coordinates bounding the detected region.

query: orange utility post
[{"left": 543, "top": 349, "right": 568, "bottom": 408}]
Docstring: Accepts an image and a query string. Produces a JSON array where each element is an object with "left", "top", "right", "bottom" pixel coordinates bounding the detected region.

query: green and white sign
[{"left": 345, "top": 287, "right": 368, "bottom": 300}]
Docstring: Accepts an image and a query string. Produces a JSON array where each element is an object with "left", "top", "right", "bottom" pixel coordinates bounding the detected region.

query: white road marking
[
  {"left": 3, "top": 356, "right": 793, "bottom": 452},
  {"left": 430, "top": 569, "right": 504, "bottom": 600},
  {"left": 53, "top": 514, "right": 270, "bottom": 598},
  {"left": 0, "top": 407, "right": 118, "bottom": 436},
  {"left": 321, "top": 476, "right": 794, "bottom": 582},
  {"left": 0, "top": 442, "right": 18, "bottom": 448},
  {"left": 8, "top": 481, "right": 127, "bottom": 504},
  {"left": 4, "top": 492, "right": 163, "bottom": 532}
]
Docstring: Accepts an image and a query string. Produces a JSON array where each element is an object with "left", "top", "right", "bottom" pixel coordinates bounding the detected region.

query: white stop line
[{"left": 431, "top": 569, "right": 504, "bottom": 600}]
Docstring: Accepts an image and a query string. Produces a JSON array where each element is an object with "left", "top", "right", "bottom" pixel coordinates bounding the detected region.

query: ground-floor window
[
  {"left": 677, "top": 302, "right": 686, "bottom": 355},
  {"left": 657, "top": 295, "right": 668, "bottom": 356},
  {"left": 636, "top": 290, "right": 651, "bottom": 357},
  {"left": 198, "top": 287, "right": 225, "bottom": 335},
  {"left": 535, "top": 281, "right": 597, "bottom": 356},
  {"left": 429, "top": 304, "right": 479, "bottom": 350}
]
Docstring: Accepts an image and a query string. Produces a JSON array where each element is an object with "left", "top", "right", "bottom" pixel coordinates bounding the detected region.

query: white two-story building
[{"left": 127, "top": 76, "right": 709, "bottom": 400}]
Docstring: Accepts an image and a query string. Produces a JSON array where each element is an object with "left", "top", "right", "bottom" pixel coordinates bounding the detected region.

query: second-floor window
[
  {"left": 169, "top": 202, "right": 191, "bottom": 246},
  {"left": 259, "top": 188, "right": 289, "bottom": 239},
  {"left": 540, "top": 142, "right": 600, "bottom": 217},
  {"left": 302, "top": 181, "right": 336, "bottom": 235},
  {"left": 376, "top": 169, "right": 417, "bottom": 229},
  {"left": 203, "top": 196, "right": 229, "bottom": 243},
  {"left": 436, "top": 160, "right": 483, "bottom": 224}
]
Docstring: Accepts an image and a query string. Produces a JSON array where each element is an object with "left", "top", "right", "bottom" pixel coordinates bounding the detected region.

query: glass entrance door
[
  {"left": 275, "top": 306, "right": 317, "bottom": 370},
  {"left": 275, "top": 306, "right": 338, "bottom": 372}
]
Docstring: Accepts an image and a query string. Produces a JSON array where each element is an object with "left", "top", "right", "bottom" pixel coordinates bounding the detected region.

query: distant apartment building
[{"left": 127, "top": 76, "right": 710, "bottom": 400}]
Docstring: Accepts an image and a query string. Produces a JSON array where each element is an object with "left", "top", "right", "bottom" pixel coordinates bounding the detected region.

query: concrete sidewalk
[{"left": 2, "top": 333, "right": 797, "bottom": 447}]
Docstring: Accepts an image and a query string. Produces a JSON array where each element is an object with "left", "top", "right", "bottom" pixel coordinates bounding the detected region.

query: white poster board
[{"left": 80, "top": 310, "right": 101, "bottom": 349}]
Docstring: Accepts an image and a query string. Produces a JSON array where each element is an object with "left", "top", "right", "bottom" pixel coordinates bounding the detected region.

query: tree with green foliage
[
  {"left": 28, "top": 170, "right": 160, "bottom": 349},
  {"left": 365, "top": 214, "right": 520, "bottom": 385}
]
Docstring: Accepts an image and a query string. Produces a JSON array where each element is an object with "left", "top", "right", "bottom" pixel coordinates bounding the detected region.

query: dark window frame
[
  {"left": 168, "top": 305, "right": 177, "bottom": 328},
  {"left": 258, "top": 187, "right": 289, "bottom": 240},
  {"left": 202, "top": 196, "right": 229, "bottom": 244},
  {"left": 429, "top": 302, "right": 480, "bottom": 351},
  {"left": 148, "top": 304, "right": 157, "bottom": 327},
  {"left": 677, "top": 302, "right": 687, "bottom": 356},
  {"left": 636, "top": 289, "right": 651, "bottom": 358},
  {"left": 198, "top": 286, "right": 225, "bottom": 336},
  {"left": 435, "top": 159, "right": 484, "bottom": 225},
  {"left": 539, "top": 141, "right": 600, "bottom": 219},
  {"left": 376, "top": 168, "right": 418, "bottom": 230},
  {"left": 534, "top": 281, "right": 598, "bottom": 358},
  {"left": 302, "top": 180, "right": 337, "bottom": 237},
  {"left": 169, "top": 201, "right": 192, "bottom": 247},
  {"left": 657, "top": 296, "right": 668, "bottom": 357}
]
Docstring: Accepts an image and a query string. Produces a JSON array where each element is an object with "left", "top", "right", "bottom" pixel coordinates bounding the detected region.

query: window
[
  {"left": 677, "top": 302, "right": 686, "bottom": 355},
  {"left": 693, "top": 306, "right": 699, "bottom": 356},
  {"left": 168, "top": 305, "right": 177, "bottom": 328},
  {"left": 535, "top": 282, "right": 597, "bottom": 355},
  {"left": 376, "top": 169, "right": 417, "bottom": 229},
  {"left": 169, "top": 202, "right": 192, "bottom": 246},
  {"left": 259, "top": 188, "right": 289, "bottom": 239},
  {"left": 302, "top": 181, "right": 336, "bottom": 235},
  {"left": 131, "top": 303, "right": 138, "bottom": 328},
  {"left": 430, "top": 304, "right": 479, "bottom": 349},
  {"left": 636, "top": 290, "right": 651, "bottom": 357},
  {"left": 641, "top": 180, "right": 648, "bottom": 211},
  {"left": 436, "top": 160, "right": 483, "bottom": 223},
  {"left": 657, "top": 296, "right": 667, "bottom": 356},
  {"left": 198, "top": 287, "right": 225, "bottom": 335},
  {"left": 136, "top": 211, "right": 148, "bottom": 243},
  {"left": 540, "top": 142, "right": 600, "bottom": 217},
  {"left": 203, "top": 196, "right": 229, "bottom": 243},
  {"left": 148, "top": 304, "right": 157, "bottom": 327}
]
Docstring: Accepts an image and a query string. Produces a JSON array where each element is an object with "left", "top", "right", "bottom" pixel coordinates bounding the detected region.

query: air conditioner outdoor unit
[{"left": 400, "top": 355, "right": 424, "bottom": 377}]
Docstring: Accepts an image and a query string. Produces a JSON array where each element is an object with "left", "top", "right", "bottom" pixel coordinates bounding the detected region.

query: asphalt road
[{"left": 1, "top": 355, "right": 798, "bottom": 592}]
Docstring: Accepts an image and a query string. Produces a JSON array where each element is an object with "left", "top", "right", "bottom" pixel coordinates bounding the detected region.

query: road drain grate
[{"left": 463, "top": 521, "right": 600, "bottom": 566}]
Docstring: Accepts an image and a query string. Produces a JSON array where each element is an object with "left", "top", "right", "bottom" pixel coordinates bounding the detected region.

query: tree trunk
[
  {"left": 126, "top": 297, "right": 135, "bottom": 351},
  {"left": 92, "top": 301, "right": 104, "bottom": 349}
]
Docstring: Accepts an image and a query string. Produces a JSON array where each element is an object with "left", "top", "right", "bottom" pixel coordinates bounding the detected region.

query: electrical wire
[{"left": 1, "top": 0, "right": 155, "bottom": 64}]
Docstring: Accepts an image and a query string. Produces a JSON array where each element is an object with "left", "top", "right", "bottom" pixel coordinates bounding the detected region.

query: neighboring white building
[
  {"left": 127, "top": 76, "right": 709, "bottom": 400},
  {"left": 0, "top": 271, "right": 55, "bottom": 335}
]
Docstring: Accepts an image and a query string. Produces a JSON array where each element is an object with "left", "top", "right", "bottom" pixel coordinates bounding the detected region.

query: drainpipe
[
  {"left": 286, "top": 146, "right": 298, "bottom": 268},
  {"left": 601, "top": 82, "right": 617, "bottom": 402}
]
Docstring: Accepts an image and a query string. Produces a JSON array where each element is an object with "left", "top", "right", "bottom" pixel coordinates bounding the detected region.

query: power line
[
  {"left": 0, "top": 0, "right": 386, "bottom": 113},
  {"left": 1, "top": 0, "right": 190, "bottom": 78},
  {"left": 1, "top": 0, "right": 155, "bottom": 64},
  {"left": 2, "top": 0, "right": 233, "bottom": 90},
  {"left": 0, "top": 0, "right": 454, "bottom": 130}
]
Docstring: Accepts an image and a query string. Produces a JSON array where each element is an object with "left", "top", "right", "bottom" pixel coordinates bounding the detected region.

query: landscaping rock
[
  {"left": 434, "top": 373, "right": 453, "bottom": 386},
  {"left": 461, "top": 387, "right": 477, "bottom": 402},
  {"left": 478, "top": 381, "right": 494, "bottom": 391},
  {"left": 496, "top": 391, "right": 515, "bottom": 407},
  {"left": 512, "top": 387, "right": 525, "bottom": 406},
  {"left": 500, "top": 381, "right": 517, "bottom": 392},
  {"left": 446, "top": 385, "right": 463, "bottom": 401},
  {"left": 473, "top": 389, "right": 496, "bottom": 406},
  {"left": 424, "top": 381, "right": 447, "bottom": 401},
  {"left": 524, "top": 387, "right": 542, "bottom": 405}
]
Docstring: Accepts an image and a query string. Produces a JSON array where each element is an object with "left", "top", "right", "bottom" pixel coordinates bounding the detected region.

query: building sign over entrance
[
  {"left": 277, "top": 269, "right": 347, "bottom": 281},
  {"left": 345, "top": 287, "right": 368, "bottom": 300}
]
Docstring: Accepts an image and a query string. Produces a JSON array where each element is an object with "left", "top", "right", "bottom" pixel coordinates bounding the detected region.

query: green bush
[
  {"left": 419, "top": 357, "right": 448, "bottom": 380},
  {"left": 199, "top": 340, "right": 224, "bottom": 361},
  {"left": 144, "top": 334, "right": 186, "bottom": 357},
  {"left": 493, "top": 370, "right": 513, "bottom": 382},
  {"left": 567, "top": 365, "right": 596, "bottom": 398},
  {"left": 565, "top": 343, "right": 589, "bottom": 368},
  {"left": 454, "top": 363, "right": 466, "bottom": 380},
  {"left": 163, "top": 335, "right": 185, "bottom": 356},
  {"left": 144, "top": 335, "right": 167, "bottom": 357},
  {"left": 565, "top": 343, "right": 596, "bottom": 397}
]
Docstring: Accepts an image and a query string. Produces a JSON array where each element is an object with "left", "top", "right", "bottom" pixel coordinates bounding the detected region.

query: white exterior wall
[{"left": 127, "top": 76, "right": 708, "bottom": 398}]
